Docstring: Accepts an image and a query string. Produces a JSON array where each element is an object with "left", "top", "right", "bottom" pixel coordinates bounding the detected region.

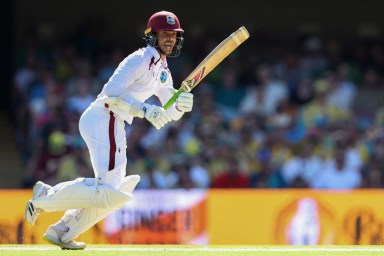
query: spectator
[
  {"left": 171, "top": 162, "right": 195, "bottom": 189},
  {"left": 212, "top": 66, "right": 245, "bottom": 121},
  {"left": 137, "top": 159, "right": 176, "bottom": 189},
  {"left": 280, "top": 140, "right": 324, "bottom": 188},
  {"left": 211, "top": 157, "right": 249, "bottom": 188},
  {"left": 301, "top": 78, "right": 351, "bottom": 128},
  {"left": 331, "top": 130, "right": 364, "bottom": 171},
  {"left": 189, "top": 156, "right": 211, "bottom": 188},
  {"left": 352, "top": 67, "right": 384, "bottom": 123},
  {"left": 57, "top": 146, "right": 93, "bottom": 182},
  {"left": 240, "top": 64, "right": 288, "bottom": 117},
  {"left": 30, "top": 125, "right": 70, "bottom": 185},
  {"left": 250, "top": 151, "right": 285, "bottom": 188},
  {"left": 66, "top": 78, "right": 95, "bottom": 115},
  {"left": 289, "top": 75, "right": 315, "bottom": 106},
  {"left": 326, "top": 63, "right": 357, "bottom": 111},
  {"left": 312, "top": 148, "right": 362, "bottom": 189}
]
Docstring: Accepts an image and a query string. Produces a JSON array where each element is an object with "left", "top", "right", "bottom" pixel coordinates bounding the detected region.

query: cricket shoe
[
  {"left": 43, "top": 225, "right": 86, "bottom": 250},
  {"left": 25, "top": 181, "right": 51, "bottom": 226}
]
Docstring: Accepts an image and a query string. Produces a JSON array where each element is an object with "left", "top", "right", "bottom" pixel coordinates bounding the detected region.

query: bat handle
[{"left": 163, "top": 88, "right": 185, "bottom": 110}]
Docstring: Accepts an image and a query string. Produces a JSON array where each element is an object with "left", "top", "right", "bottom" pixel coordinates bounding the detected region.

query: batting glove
[
  {"left": 141, "top": 103, "right": 172, "bottom": 129},
  {"left": 175, "top": 92, "right": 194, "bottom": 112}
]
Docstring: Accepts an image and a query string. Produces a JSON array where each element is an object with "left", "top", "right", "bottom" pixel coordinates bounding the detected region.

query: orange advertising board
[
  {"left": 104, "top": 189, "right": 207, "bottom": 244},
  {"left": 207, "top": 189, "right": 384, "bottom": 245},
  {"left": 1, "top": 189, "right": 384, "bottom": 245}
]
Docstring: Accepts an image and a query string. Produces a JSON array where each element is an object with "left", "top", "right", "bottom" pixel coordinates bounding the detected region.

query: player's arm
[
  {"left": 102, "top": 98, "right": 171, "bottom": 130},
  {"left": 103, "top": 90, "right": 172, "bottom": 130},
  {"left": 104, "top": 94, "right": 172, "bottom": 130},
  {"left": 102, "top": 56, "right": 172, "bottom": 129},
  {"left": 101, "top": 56, "right": 145, "bottom": 117}
]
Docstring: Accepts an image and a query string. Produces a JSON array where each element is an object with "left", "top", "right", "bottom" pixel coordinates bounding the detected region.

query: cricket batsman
[{"left": 24, "top": 10, "right": 194, "bottom": 250}]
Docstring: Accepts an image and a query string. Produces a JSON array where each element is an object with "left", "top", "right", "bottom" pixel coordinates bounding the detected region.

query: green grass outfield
[{"left": 1, "top": 245, "right": 384, "bottom": 256}]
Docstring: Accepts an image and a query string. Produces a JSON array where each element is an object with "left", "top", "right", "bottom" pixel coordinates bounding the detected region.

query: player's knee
[
  {"left": 91, "top": 184, "right": 133, "bottom": 209},
  {"left": 81, "top": 177, "right": 132, "bottom": 209}
]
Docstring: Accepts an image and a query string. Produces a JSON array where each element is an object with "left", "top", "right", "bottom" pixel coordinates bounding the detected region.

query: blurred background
[{"left": 2, "top": 0, "right": 384, "bottom": 246}]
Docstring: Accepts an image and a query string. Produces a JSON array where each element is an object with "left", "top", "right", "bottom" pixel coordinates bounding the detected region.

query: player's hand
[
  {"left": 175, "top": 92, "right": 194, "bottom": 112},
  {"left": 141, "top": 103, "right": 172, "bottom": 129}
]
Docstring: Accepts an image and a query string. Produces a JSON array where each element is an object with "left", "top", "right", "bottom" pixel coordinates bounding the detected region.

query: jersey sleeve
[{"left": 102, "top": 54, "right": 145, "bottom": 97}]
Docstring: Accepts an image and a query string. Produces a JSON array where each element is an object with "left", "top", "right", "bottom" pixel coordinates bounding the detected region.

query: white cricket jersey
[{"left": 92, "top": 45, "right": 181, "bottom": 124}]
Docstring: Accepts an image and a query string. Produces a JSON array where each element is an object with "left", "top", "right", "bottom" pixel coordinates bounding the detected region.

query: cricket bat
[{"left": 163, "top": 26, "right": 250, "bottom": 109}]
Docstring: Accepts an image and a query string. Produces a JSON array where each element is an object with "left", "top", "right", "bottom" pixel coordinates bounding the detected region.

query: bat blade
[{"left": 163, "top": 26, "right": 250, "bottom": 109}]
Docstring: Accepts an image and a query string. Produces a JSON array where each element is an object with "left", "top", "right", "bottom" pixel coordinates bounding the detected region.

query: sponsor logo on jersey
[{"left": 160, "top": 71, "right": 167, "bottom": 83}]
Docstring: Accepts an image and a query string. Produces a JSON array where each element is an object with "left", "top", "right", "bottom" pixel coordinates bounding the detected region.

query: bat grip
[{"left": 163, "top": 88, "right": 185, "bottom": 110}]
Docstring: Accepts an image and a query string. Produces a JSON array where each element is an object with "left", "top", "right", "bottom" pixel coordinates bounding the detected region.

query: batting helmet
[
  {"left": 144, "top": 11, "right": 184, "bottom": 57},
  {"left": 146, "top": 11, "right": 184, "bottom": 33}
]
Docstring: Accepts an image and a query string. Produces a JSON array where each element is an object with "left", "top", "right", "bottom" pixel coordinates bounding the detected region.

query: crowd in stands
[{"left": 10, "top": 22, "right": 384, "bottom": 190}]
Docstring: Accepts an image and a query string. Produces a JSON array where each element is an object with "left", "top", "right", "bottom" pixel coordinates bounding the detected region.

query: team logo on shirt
[{"left": 160, "top": 71, "right": 167, "bottom": 83}]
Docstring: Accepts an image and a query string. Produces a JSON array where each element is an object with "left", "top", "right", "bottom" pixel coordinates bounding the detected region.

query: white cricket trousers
[{"left": 79, "top": 104, "right": 127, "bottom": 189}]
